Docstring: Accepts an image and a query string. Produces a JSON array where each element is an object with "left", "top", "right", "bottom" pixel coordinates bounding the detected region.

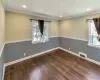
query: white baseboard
[
  {"left": 2, "top": 64, "right": 6, "bottom": 80},
  {"left": 60, "top": 47, "right": 79, "bottom": 56},
  {"left": 5, "top": 47, "right": 100, "bottom": 67},
  {"left": 59, "top": 47, "right": 100, "bottom": 65},
  {"left": 5, "top": 47, "right": 60, "bottom": 67},
  {"left": 3, "top": 47, "right": 100, "bottom": 80}
]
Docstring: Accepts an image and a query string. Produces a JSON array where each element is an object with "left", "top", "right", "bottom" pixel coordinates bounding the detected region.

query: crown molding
[
  {"left": 61, "top": 9, "right": 100, "bottom": 20},
  {"left": 5, "top": 9, "right": 60, "bottom": 20}
]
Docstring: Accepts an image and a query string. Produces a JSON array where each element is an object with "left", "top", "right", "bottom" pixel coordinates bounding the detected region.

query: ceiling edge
[
  {"left": 61, "top": 9, "right": 100, "bottom": 20},
  {"left": 5, "top": 8, "right": 60, "bottom": 21}
]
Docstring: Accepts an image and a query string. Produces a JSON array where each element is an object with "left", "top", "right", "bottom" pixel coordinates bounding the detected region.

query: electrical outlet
[
  {"left": 24, "top": 53, "right": 26, "bottom": 56},
  {"left": 69, "top": 48, "right": 70, "bottom": 50}
]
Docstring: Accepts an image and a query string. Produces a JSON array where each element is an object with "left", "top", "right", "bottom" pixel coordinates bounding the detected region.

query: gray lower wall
[
  {"left": 0, "top": 49, "right": 5, "bottom": 80},
  {"left": 3, "top": 37, "right": 100, "bottom": 64},
  {"left": 59, "top": 37, "right": 100, "bottom": 62},
  {"left": 5, "top": 37, "right": 59, "bottom": 63}
]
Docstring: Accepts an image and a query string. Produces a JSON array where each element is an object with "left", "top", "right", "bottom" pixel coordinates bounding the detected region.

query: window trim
[
  {"left": 88, "top": 20, "right": 100, "bottom": 49},
  {"left": 88, "top": 44, "right": 100, "bottom": 49},
  {"left": 32, "top": 39, "right": 49, "bottom": 44},
  {"left": 32, "top": 21, "right": 49, "bottom": 44}
]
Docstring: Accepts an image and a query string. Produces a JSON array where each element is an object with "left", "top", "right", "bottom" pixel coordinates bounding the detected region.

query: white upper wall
[
  {"left": 60, "top": 13, "right": 100, "bottom": 40},
  {"left": 5, "top": 11, "right": 59, "bottom": 42}
]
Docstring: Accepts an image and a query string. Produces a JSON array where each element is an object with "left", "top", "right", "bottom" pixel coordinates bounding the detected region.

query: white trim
[
  {"left": 5, "top": 36, "right": 88, "bottom": 44},
  {"left": 32, "top": 41, "right": 48, "bottom": 44},
  {"left": 60, "top": 36, "right": 100, "bottom": 49},
  {"left": 5, "top": 36, "right": 59, "bottom": 44},
  {"left": 2, "top": 64, "right": 6, "bottom": 80},
  {"left": 59, "top": 47, "right": 79, "bottom": 56},
  {"left": 60, "top": 36, "right": 88, "bottom": 42},
  {"left": 61, "top": 11, "right": 100, "bottom": 20},
  {"left": 5, "top": 47, "right": 60, "bottom": 66},
  {"left": 0, "top": 44, "right": 5, "bottom": 57},
  {"left": 4, "top": 47, "right": 100, "bottom": 72},
  {"left": 6, "top": 10, "right": 59, "bottom": 20},
  {"left": 5, "top": 39, "right": 32, "bottom": 44},
  {"left": 49, "top": 36, "right": 59, "bottom": 38},
  {"left": 88, "top": 44, "right": 100, "bottom": 49},
  {"left": 59, "top": 47, "right": 100, "bottom": 65},
  {"left": 32, "top": 36, "right": 59, "bottom": 44}
]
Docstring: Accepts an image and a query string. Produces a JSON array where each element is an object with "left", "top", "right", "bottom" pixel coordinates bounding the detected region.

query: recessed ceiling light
[
  {"left": 86, "top": 8, "right": 91, "bottom": 11},
  {"left": 22, "top": 5, "right": 27, "bottom": 8},
  {"left": 60, "top": 16, "right": 62, "bottom": 18}
]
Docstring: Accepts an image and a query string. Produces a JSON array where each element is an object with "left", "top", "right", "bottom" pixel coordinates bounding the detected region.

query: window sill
[
  {"left": 32, "top": 40, "right": 49, "bottom": 44},
  {"left": 88, "top": 44, "right": 100, "bottom": 49}
]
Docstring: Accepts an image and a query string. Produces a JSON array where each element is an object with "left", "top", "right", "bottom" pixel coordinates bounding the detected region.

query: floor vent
[{"left": 79, "top": 52, "right": 87, "bottom": 58}]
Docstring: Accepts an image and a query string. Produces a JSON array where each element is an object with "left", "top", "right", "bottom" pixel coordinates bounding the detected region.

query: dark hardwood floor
[{"left": 4, "top": 49, "right": 100, "bottom": 80}]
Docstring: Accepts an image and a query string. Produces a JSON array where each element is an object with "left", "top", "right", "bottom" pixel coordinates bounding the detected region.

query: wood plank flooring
[{"left": 4, "top": 49, "right": 100, "bottom": 80}]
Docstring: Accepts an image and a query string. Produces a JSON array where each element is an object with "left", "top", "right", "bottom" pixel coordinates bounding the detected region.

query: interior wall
[
  {"left": 5, "top": 11, "right": 59, "bottom": 63},
  {"left": 0, "top": 0, "right": 5, "bottom": 80},
  {"left": 59, "top": 13, "right": 100, "bottom": 62},
  {"left": 0, "top": 0, "right": 5, "bottom": 55},
  {"left": 5, "top": 11, "right": 59, "bottom": 42},
  {"left": 60, "top": 13, "right": 100, "bottom": 40}
]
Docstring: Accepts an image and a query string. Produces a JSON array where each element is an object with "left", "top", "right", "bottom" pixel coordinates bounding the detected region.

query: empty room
[{"left": 1, "top": 0, "right": 100, "bottom": 80}]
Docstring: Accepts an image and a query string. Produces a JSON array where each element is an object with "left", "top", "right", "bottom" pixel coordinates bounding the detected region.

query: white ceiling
[{"left": 3, "top": 0, "right": 100, "bottom": 20}]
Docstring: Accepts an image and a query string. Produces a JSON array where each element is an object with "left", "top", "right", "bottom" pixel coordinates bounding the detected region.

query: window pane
[
  {"left": 44, "top": 22, "right": 49, "bottom": 41},
  {"left": 88, "top": 20, "right": 100, "bottom": 46},
  {"left": 32, "top": 21, "right": 41, "bottom": 42},
  {"left": 32, "top": 21, "right": 49, "bottom": 43}
]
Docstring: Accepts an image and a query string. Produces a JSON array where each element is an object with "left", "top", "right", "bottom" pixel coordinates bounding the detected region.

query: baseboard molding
[
  {"left": 5, "top": 47, "right": 100, "bottom": 67},
  {"left": 2, "top": 64, "right": 6, "bottom": 80},
  {"left": 4, "top": 47, "right": 100, "bottom": 80},
  {"left": 5, "top": 47, "right": 60, "bottom": 67},
  {"left": 59, "top": 47, "right": 100, "bottom": 65}
]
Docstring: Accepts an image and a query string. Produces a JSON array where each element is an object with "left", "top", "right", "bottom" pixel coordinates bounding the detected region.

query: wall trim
[
  {"left": 5, "top": 39, "right": 31, "bottom": 44},
  {"left": 6, "top": 10, "right": 59, "bottom": 20},
  {"left": 5, "top": 47, "right": 60, "bottom": 67},
  {"left": 2, "top": 64, "right": 6, "bottom": 80},
  {"left": 5, "top": 36, "right": 59, "bottom": 44},
  {"left": 0, "top": 44, "right": 5, "bottom": 57},
  {"left": 5, "top": 36, "right": 88, "bottom": 44},
  {"left": 5, "top": 47, "right": 100, "bottom": 67},
  {"left": 4, "top": 46, "right": 100, "bottom": 80},
  {"left": 59, "top": 47, "right": 100, "bottom": 65},
  {"left": 60, "top": 36, "right": 88, "bottom": 42},
  {"left": 88, "top": 44, "right": 100, "bottom": 49},
  {"left": 60, "top": 36, "right": 100, "bottom": 50}
]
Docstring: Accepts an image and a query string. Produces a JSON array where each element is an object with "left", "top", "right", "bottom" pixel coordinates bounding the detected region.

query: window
[
  {"left": 88, "top": 20, "right": 100, "bottom": 46},
  {"left": 32, "top": 20, "right": 48, "bottom": 43}
]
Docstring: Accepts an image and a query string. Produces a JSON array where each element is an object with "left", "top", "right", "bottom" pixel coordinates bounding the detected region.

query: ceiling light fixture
[
  {"left": 86, "top": 8, "right": 91, "bottom": 11},
  {"left": 60, "top": 16, "right": 62, "bottom": 18},
  {"left": 22, "top": 5, "right": 27, "bottom": 8}
]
